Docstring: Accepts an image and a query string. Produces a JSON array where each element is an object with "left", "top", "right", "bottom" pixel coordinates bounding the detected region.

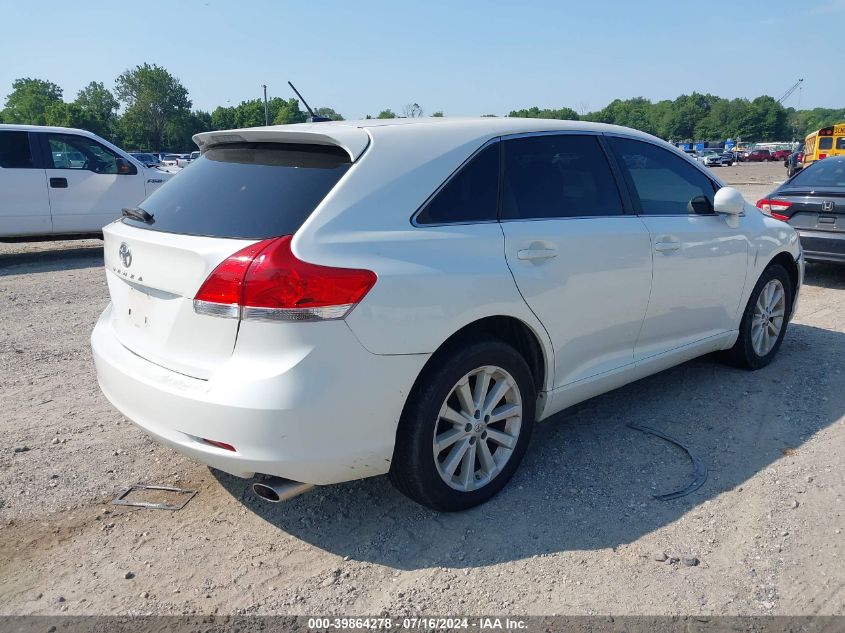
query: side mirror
[
  {"left": 115, "top": 158, "right": 137, "bottom": 175},
  {"left": 714, "top": 187, "right": 744, "bottom": 215},
  {"left": 714, "top": 187, "right": 744, "bottom": 227}
]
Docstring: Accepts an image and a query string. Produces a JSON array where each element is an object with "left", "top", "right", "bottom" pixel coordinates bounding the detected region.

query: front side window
[
  {"left": 609, "top": 137, "right": 716, "bottom": 215},
  {"left": 501, "top": 134, "right": 624, "bottom": 220},
  {"left": 415, "top": 142, "right": 499, "bottom": 225},
  {"left": 0, "top": 131, "right": 34, "bottom": 168},
  {"left": 45, "top": 134, "right": 135, "bottom": 174},
  {"left": 819, "top": 137, "right": 833, "bottom": 151}
]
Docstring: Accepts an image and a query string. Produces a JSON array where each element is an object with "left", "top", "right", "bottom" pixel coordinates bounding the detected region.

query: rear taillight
[
  {"left": 819, "top": 154, "right": 828, "bottom": 160},
  {"left": 756, "top": 198, "right": 791, "bottom": 222},
  {"left": 193, "top": 236, "right": 376, "bottom": 322}
]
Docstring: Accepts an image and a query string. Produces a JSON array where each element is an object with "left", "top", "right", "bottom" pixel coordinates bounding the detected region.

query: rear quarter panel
[
  {"left": 291, "top": 124, "right": 556, "bottom": 392},
  {"left": 737, "top": 204, "right": 802, "bottom": 321}
]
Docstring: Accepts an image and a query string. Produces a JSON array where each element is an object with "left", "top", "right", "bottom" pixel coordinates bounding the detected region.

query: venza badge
[{"left": 118, "top": 242, "right": 132, "bottom": 268}]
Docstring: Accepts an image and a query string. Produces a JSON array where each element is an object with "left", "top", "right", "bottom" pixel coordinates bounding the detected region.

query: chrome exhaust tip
[{"left": 253, "top": 476, "right": 315, "bottom": 503}]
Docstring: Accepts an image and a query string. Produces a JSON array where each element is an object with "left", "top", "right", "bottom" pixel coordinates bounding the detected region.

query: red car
[
  {"left": 746, "top": 149, "right": 774, "bottom": 162},
  {"left": 772, "top": 149, "right": 793, "bottom": 160}
]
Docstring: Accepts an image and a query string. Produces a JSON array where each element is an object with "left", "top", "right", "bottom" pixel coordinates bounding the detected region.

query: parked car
[
  {"left": 759, "top": 155, "right": 845, "bottom": 263},
  {"left": 190, "top": 151, "right": 201, "bottom": 161},
  {"left": 697, "top": 149, "right": 728, "bottom": 167},
  {"left": 0, "top": 125, "right": 172, "bottom": 239},
  {"left": 130, "top": 152, "right": 162, "bottom": 168},
  {"left": 161, "top": 154, "right": 183, "bottom": 168},
  {"left": 772, "top": 149, "right": 793, "bottom": 161},
  {"left": 785, "top": 151, "right": 804, "bottom": 178},
  {"left": 91, "top": 118, "right": 803, "bottom": 511},
  {"left": 747, "top": 149, "right": 775, "bottom": 162}
]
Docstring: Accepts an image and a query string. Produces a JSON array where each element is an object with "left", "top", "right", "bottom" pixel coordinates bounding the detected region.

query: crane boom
[{"left": 777, "top": 78, "right": 804, "bottom": 104}]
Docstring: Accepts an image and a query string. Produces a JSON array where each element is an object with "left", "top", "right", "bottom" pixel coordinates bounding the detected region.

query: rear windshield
[
  {"left": 124, "top": 142, "right": 352, "bottom": 239},
  {"left": 786, "top": 158, "right": 845, "bottom": 189}
]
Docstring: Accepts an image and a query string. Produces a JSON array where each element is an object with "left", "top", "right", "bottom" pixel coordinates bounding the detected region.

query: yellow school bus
[{"left": 804, "top": 123, "right": 845, "bottom": 166}]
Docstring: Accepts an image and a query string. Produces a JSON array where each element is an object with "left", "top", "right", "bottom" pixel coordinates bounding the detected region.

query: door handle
[
  {"left": 49, "top": 177, "right": 68, "bottom": 189},
  {"left": 654, "top": 240, "right": 681, "bottom": 253},
  {"left": 517, "top": 247, "right": 558, "bottom": 261}
]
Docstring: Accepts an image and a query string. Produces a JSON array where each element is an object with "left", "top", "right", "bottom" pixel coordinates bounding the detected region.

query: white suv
[
  {"left": 91, "top": 118, "right": 803, "bottom": 511},
  {"left": 0, "top": 125, "right": 172, "bottom": 239}
]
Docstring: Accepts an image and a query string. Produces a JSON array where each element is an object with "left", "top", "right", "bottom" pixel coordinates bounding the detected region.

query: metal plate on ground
[{"left": 111, "top": 484, "right": 197, "bottom": 510}]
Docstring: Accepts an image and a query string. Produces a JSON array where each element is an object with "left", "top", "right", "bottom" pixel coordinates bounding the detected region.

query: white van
[{"left": 0, "top": 125, "right": 173, "bottom": 239}]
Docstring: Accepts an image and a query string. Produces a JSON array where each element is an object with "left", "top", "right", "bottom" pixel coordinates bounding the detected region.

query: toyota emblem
[{"left": 118, "top": 242, "right": 132, "bottom": 268}]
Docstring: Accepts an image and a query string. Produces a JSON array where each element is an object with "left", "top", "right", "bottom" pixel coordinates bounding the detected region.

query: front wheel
[
  {"left": 721, "top": 264, "right": 792, "bottom": 369},
  {"left": 390, "top": 339, "right": 536, "bottom": 511}
]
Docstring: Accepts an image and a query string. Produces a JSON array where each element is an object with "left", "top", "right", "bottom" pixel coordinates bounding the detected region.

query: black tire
[
  {"left": 389, "top": 338, "right": 536, "bottom": 511},
  {"left": 721, "top": 263, "right": 792, "bottom": 370}
]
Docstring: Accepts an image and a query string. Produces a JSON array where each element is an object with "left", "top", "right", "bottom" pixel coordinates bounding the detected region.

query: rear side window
[
  {"left": 836, "top": 137, "right": 845, "bottom": 150},
  {"left": 501, "top": 134, "right": 624, "bottom": 220},
  {"left": 0, "top": 131, "right": 34, "bottom": 168},
  {"left": 124, "top": 143, "right": 352, "bottom": 239},
  {"left": 609, "top": 137, "right": 716, "bottom": 215},
  {"left": 415, "top": 142, "right": 499, "bottom": 225}
]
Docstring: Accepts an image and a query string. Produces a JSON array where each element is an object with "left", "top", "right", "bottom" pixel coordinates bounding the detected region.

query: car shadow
[
  {"left": 0, "top": 245, "right": 104, "bottom": 276},
  {"left": 213, "top": 322, "right": 845, "bottom": 570},
  {"left": 803, "top": 262, "right": 845, "bottom": 290}
]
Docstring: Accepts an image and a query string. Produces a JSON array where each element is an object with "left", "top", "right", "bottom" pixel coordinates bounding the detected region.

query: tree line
[
  {"left": 509, "top": 96, "right": 845, "bottom": 144},
  {"left": 1, "top": 63, "right": 843, "bottom": 151}
]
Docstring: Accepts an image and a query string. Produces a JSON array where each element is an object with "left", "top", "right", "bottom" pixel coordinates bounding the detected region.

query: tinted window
[
  {"left": 501, "top": 135, "right": 623, "bottom": 220},
  {"left": 819, "top": 137, "right": 833, "bottom": 150},
  {"left": 786, "top": 158, "right": 845, "bottom": 188},
  {"left": 415, "top": 142, "right": 499, "bottom": 224},
  {"left": 124, "top": 143, "right": 352, "bottom": 239},
  {"left": 0, "top": 131, "right": 34, "bottom": 168},
  {"left": 609, "top": 137, "right": 715, "bottom": 215},
  {"left": 836, "top": 138, "right": 845, "bottom": 150}
]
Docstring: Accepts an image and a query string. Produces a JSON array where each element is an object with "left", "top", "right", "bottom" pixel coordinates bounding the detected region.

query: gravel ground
[{"left": 0, "top": 162, "right": 843, "bottom": 616}]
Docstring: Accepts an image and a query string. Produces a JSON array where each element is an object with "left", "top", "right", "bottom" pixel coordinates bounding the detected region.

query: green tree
[
  {"left": 508, "top": 106, "right": 579, "bottom": 120},
  {"left": 2, "top": 78, "right": 63, "bottom": 124},
  {"left": 377, "top": 109, "right": 397, "bottom": 119},
  {"left": 590, "top": 97, "right": 655, "bottom": 134},
  {"left": 74, "top": 81, "right": 118, "bottom": 139},
  {"left": 431, "top": 111, "right": 444, "bottom": 117},
  {"left": 43, "top": 102, "right": 91, "bottom": 129},
  {"left": 115, "top": 63, "right": 191, "bottom": 150},
  {"left": 211, "top": 105, "right": 237, "bottom": 130},
  {"left": 314, "top": 106, "right": 344, "bottom": 121},
  {"left": 271, "top": 97, "right": 306, "bottom": 125}
]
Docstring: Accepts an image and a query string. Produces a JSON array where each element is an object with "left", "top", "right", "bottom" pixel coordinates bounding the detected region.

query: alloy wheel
[
  {"left": 751, "top": 279, "right": 786, "bottom": 357},
  {"left": 432, "top": 365, "right": 523, "bottom": 492}
]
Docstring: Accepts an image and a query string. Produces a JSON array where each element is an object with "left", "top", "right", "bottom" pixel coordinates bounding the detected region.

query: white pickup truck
[{"left": 0, "top": 124, "right": 173, "bottom": 239}]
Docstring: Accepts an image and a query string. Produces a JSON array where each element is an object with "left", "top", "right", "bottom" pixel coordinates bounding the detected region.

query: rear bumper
[
  {"left": 91, "top": 304, "right": 428, "bottom": 484},
  {"left": 798, "top": 230, "right": 845, "bottom": 263}
]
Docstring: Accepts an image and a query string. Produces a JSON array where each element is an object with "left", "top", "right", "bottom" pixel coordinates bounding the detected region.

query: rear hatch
[{"left": 103, "top": 138, "right": 358, "bottom": 379}]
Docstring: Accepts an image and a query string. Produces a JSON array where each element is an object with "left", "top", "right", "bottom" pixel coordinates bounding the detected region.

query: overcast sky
[{"left": 1, "top": 0, "right": 841, "bottom": 118}]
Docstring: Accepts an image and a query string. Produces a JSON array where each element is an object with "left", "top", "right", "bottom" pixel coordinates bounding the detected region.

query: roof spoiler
[{"left": 192, "top": 126, "right": 370, "bottom": 161}]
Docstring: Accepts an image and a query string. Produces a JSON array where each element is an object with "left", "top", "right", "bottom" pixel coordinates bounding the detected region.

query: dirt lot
[{"left": 1, "top": 161, "right": 843, "bottom": 616}]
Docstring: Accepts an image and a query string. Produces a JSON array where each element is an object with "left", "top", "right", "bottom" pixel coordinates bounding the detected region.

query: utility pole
[{"left": 261, "top": 84, "right": 269, "bottom": 126}]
